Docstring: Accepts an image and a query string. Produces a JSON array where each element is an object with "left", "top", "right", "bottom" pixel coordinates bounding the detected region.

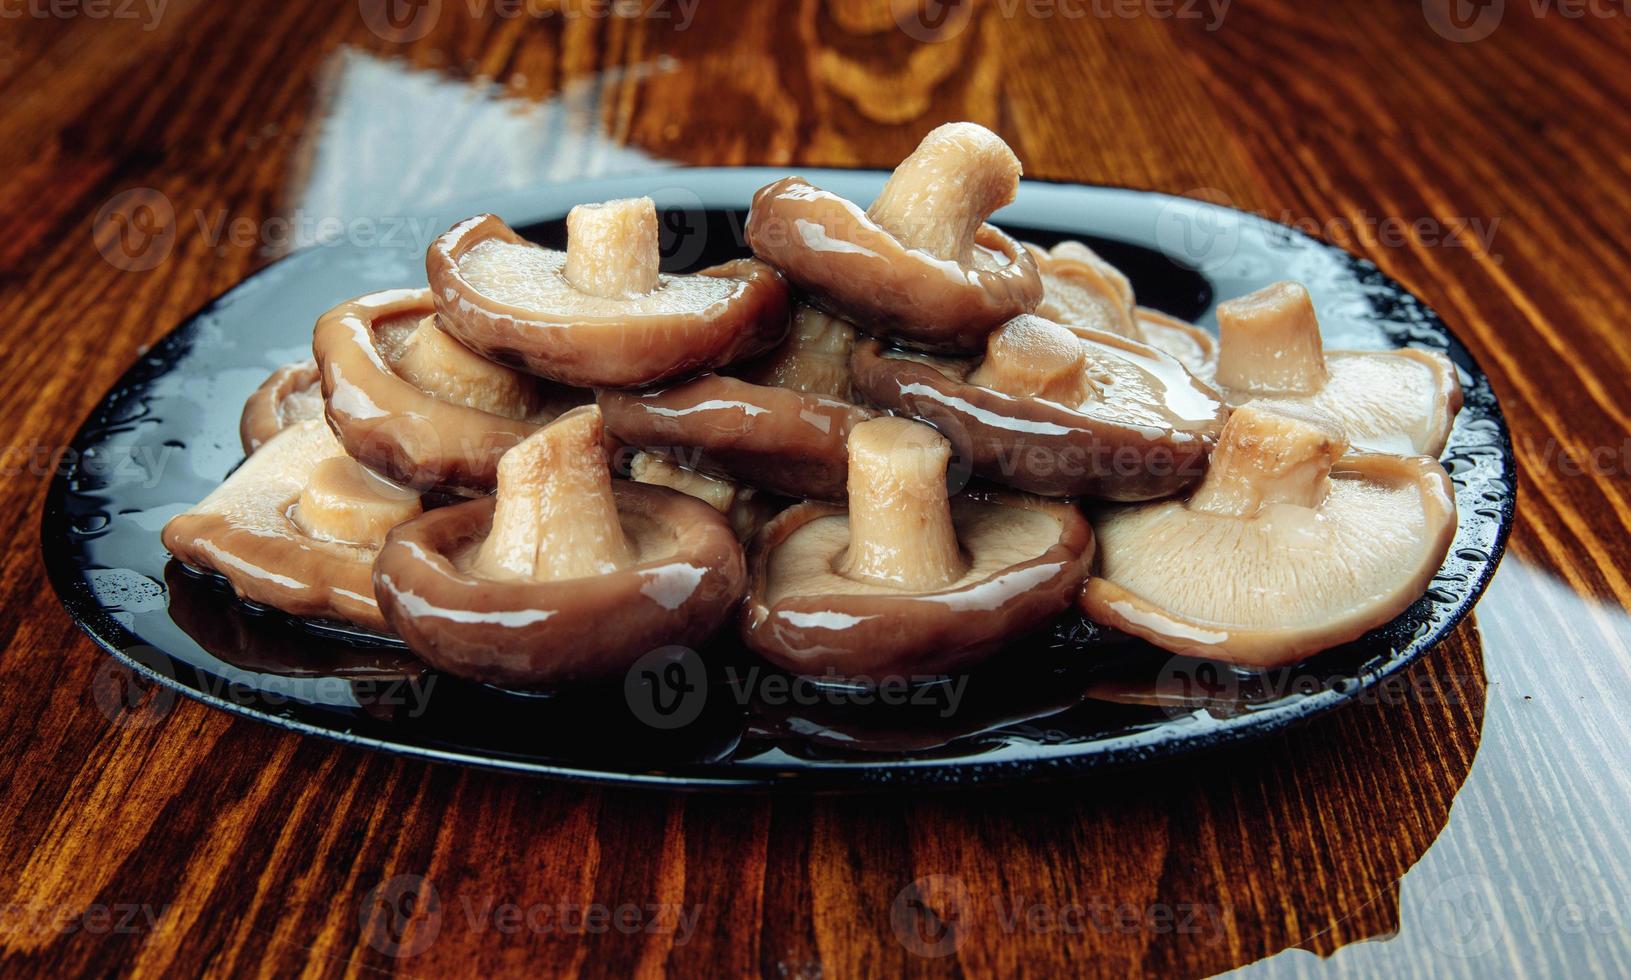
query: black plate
[{"left": 42, "top": 169, "right": 1514, "bottom": 790}]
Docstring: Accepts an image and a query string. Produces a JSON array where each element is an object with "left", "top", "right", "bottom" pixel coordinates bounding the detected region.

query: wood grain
[{"left": 3, "top": 1, "right": 1630, "bottom": 976}]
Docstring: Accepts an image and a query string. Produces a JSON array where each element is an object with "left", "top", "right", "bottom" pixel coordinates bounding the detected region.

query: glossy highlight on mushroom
[
  {"left": 1080, "top": 404, "right": 1458, "bottom": 668},
  {"left": 372, "top": 405, "right": 746, "bottom": 687},
  {"left": 427, "top": 201, "right": 792, "bottom": 388},
  {"left": 1213, "top": 281, "right": 1463, "bottom": 456},
  {"left": 745, "top": 123, "right": 1042, "bottom": 354},
  {"left": 161, "top": 419, "right": 423, "bottom": 632},
  {"left": 740, "top": 417, "right": 1095, "bottom": 679},
  {"left": 850, "top": 315, "right": 1230, "bottom": 500},
  {"left": 240, "top": 359, "right": 322, "bottom": 454},
  {"left": 313, "top": 288, "right": 588, "bottom": 494}
]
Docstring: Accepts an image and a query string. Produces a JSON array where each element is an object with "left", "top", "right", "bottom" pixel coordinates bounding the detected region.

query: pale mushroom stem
[
  {"left": 744, "top": 305, "right": 857, "bottom": 398},
  {"left": 475, "top": 406, "right": 634, "bottom": 581},
  {"left": 1188, "top": 405, "right": 1348, "bottom": 517},
  {"left": 867, "top": 122, "right": 1022, "bottom": 265},
  {"left": 563, "top": 197, "right": 662, "bottom": 299},
  {"left": 968, "top": 315, "right": 1103, "bottom": 406},
  {"left": 838, "top": 417, "right": 969, "bottom": 591},
  {"left": 394, "top": 315, "right": 541, "bottom": 420},
  {"left": 1214, "top": 281, "right": 1329, "bottom": 395},
  {"left": 293, "top": 457, "right": 422, "bottom": 548},
  {"left": 631, "top": 451, "right": 740, "bottom": 515}
]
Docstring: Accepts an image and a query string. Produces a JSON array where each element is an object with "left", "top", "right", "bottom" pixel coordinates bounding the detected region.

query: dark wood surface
[{"left": 4, "top": 1, "right": 1630, "bottom": 976}]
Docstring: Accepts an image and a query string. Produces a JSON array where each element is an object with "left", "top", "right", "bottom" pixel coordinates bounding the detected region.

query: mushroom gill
[{"left": 392, "top": 315, "right": 543, "bottom": 421}]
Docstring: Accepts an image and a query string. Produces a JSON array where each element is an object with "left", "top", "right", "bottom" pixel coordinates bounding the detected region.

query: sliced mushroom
[
  {"left": 427, "top": 200, "right": 791, "bottom": 388},
  {"left": 745, "top": 123, "right": 1042, "bottom": 354},
  {"left": 313, "top": 288, "right": 587, "bottom": 493},
  {"left": 1080, "top": 404, "right": 1457, "bottom": 668},
  {"left": 161, "top": 419, "right": 423, "bottom": 632},
  {"left": 372, "top": 406, "right": 745, "bottom": 687},
  {"left": 740, "top": 417, "right": 1094, "bottom": 678},
  {"left": 1213, "top": 281, "right": 1462, "bottom": 456},
  {"left": 597, "top": 373, "right": 876, "bottom": 503},
  {"left": 851, "top": 315, "right": 1229, "bottom": 500},
  {"left": 629, "top": 451, "right": 779, "bottom": 541},
  {"left": 240, "top": 360, "right": 322, "bottom": 454},
  {"left": 731, "top": 304, "right": 859, "bottom": 401},
  {"left": 1025, "top": 240, "right": 1139, "bottom": 339}
]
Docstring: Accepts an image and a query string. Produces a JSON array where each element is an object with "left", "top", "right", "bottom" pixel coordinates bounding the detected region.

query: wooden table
[{"left": 3, "top": 1, "right": 1629, "bottom": 975}]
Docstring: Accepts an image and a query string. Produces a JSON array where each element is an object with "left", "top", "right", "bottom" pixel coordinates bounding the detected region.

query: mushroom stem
[
  {"left": 1214, "top": 281, "right": 1329, "bottom": 394},
  {"left": 394, "top": 316, "right": 541, "bottom": 420},
  {"left": 475, "top": 406, "right": 634, "bottom": 581},
  {"left": 1188, "top": 405, "right": 1347, "bottom": 517},
  {"left": 866, "top": 122, "right": 1022, "bottom": 265},
  {"left": 563, "top": 197, "right": 662, "bottom": 299},
  {"left": 293, "top": 457, "right": 422, "bottom": 548},
  {"left": 838, "top": 417, "right": 969, "bottom": 591},
  {"left": 741, "top": 305, "right": 857, "bottom": 398},
  {"left": 968, "top": 315, "right": 1102, "bottom": 406}
]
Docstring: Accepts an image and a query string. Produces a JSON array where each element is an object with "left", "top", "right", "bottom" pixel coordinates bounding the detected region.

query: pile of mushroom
[{"left": 162, "top": 119, "right": 1465, "bottom": 691}]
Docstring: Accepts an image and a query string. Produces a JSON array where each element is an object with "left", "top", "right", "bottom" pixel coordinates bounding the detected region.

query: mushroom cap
[
  {"left": 1134, "top": 307, "right": 1217, "bottom": 384},
  {"left": 744, "top": 177, "right": 1043, "bottom": 354},
  {"left": 240, "top": 360, "right": 322, "bottom": 454},
  {"left": 1081, "top": 454, "right": 1457, "bottom": 668},
  {"left": 1025, "top": 240, "right": 1139, "bottom": 339},
  {"left": 161, "top": 419, "right": 409, "bottom": 633},
  {"left": 373, "top": 483, "right": 745, "bottom": 687},
  {"left": 313, "top": 287, "right": 588, "bottom": 493},
  {"left": 597, "top": 374, "right": 877, "bottom": 502},
  {"left": 427, "top": 213, "right": 792, "bottom": 388},
  {"left": 1229, "top": 349, "right": 1463, "bottom": 457},
  {"left": 740, "top": 491, "right": 1094, "bottom": 678},
  {"left": 849, "top": 325, "right": 1230, "bottom": 500}
]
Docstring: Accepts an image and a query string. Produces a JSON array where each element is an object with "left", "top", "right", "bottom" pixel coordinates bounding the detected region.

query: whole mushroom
[
  {"left": 240, "top": 360, "right": 322, "bottom": 454},
  {"left": 373, "top": 406, "right": 746, "bottom": 687},
  {"left": 740, "top": 416, "right": 1095, "bottom": 679},
  {"left": 850, "top": 314, "right": 1229, "bottom": 500},
  {"left": 1080, "top": 404, "right": 1458, "bottom": 668},
  {"left": 1213, "top": 281, "right": 1463, "bottom": 456},
  {"left": 313, "top": 288, "right": 588, "bottom": 493},
  {"left": 427, "top": 199, "right": 791, "bottom": 388},
  {"left": 745, "top": 122, "right": 1043, "bottom": 354},
  {"left": 162, "top": 419, "right": 424, "bottom": 632}
]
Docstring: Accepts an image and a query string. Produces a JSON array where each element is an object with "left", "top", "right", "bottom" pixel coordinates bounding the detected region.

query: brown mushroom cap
[
  {"left": 372, "top": 406, "right": 745, "bottom": 687},
  {"left": 744, "top": 124, "right": 1043, "bottom": 354},
  {"left": 1214, "top": 281, "right": 1463, "bottom": 456},
  {"left": 240, "top": 360, "right": 322, "bottom": 454},
  {"left": 597, "top": 373, "right": 876, "bottom": 503},
  {"left": 740, "top": 417, "right": 1094, "bottom": 679},
  {"left": 162, "top": 419, "right": 424, "bottom": 632},
  {"left": 850, "top": 316, "right": 1229, "bottom": 500},
  {"left": 1080, "top": 405, "right": 1458, "bottom": 668},
  {"left": 313, "top": 288, "right": 588, "bottom": 493},
  {"left": 427, "top": 205, "right": 791, "bottom": 388}
]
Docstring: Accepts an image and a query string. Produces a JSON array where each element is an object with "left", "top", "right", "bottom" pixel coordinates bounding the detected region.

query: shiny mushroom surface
[
  {"left": 744, "top": 123, "right": 1042, "bottom": 354},
  {"left": 313, "top": 288, "right": 587, "bottom": 493},
  {"left": 850, "top": 315, "right": 1229, "bottom": 500},
  {"left": 1214, "top": 281, "right": 1463, "bottom": 456},
  {"left": 240, "top": 360, "right": 322, "bottom": 454},
  {"left": 598, "top": 373, "right": 876, "bottom": 503},
  {"left": 161, "top": 419, "right": 423, "bottom": 632},
  {"left": 740, "top": 417, "right": 1094, "bottom": 679},
  {"left": 427, "top": 201, "right": 791, "bottom": 388},
  {"left": 373, "top": 406, "right": 745, "bottom": 687},
  {"left": 1080, "top": 404, "right": 1458, "bottom": 668}
]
